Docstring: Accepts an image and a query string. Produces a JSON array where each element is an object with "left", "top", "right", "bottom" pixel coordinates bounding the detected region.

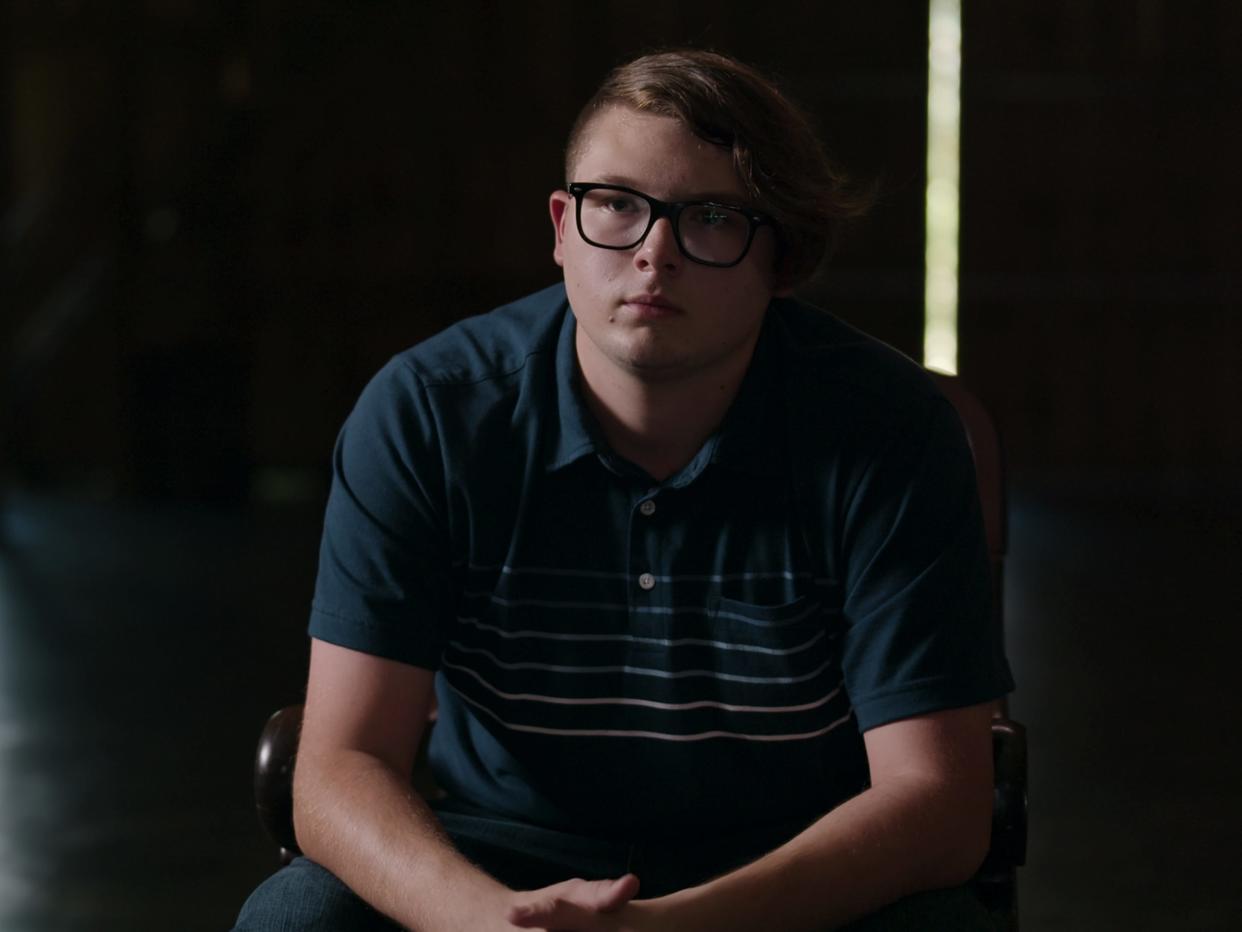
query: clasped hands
[{"left": 505, "top": 873, "right": 678, "bottom": 931}]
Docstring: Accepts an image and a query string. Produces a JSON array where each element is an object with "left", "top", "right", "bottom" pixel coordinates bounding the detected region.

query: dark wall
[
  {"left": 4, "top": 0, "right": 929, "bottom": 501},
  {"left": 959, "top": 2, "right": 1242, "bottom": 474},
  {"left": 4, "top": 1, "right": 1239, "bottom": 500}
]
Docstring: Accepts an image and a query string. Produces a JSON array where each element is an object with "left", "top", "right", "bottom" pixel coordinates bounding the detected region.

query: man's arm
[
  {"left": 294, "top": 639, "right": 641, "bottom": 931},
  {"left": 293, "top": 638, "right": 502, "bottom": 930},
  {"left": 510, "top": 701, "right": 993, "bottom": 932}
]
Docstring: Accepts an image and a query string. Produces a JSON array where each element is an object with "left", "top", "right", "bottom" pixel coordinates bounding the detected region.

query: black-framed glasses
[{"left": 567, "top": 182, "right": 776, "bottom": 268}]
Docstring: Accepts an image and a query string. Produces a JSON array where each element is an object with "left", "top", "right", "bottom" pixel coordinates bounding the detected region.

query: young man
[{"left": 235, "top": 49, "right": 1013, "bottom": 931}]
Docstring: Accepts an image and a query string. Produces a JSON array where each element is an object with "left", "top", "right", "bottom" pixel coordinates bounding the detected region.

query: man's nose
[{"left": 634, "top": 217, "right": 682, "bottom": 272}]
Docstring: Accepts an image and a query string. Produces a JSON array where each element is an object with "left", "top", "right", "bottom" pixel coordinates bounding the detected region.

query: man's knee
[{"left": 232, "top": 857, "right": 402, "bottom": 932}]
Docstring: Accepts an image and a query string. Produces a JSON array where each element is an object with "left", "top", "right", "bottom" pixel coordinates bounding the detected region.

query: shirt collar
[
  {"left": 543, "top": 296, "right": 788, "bottom": 480},
  {"left": 545, "top": 304, "right": 602, "bottom": 471}
]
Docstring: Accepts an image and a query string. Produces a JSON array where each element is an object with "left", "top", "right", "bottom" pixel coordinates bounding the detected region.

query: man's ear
[{"left": 549, "top": 191, "right": 571, "bottom": 267}]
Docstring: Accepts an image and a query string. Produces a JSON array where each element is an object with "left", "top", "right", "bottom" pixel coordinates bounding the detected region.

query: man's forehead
[{"left": 569, "top": 107, "right": 746, "bottom": 201}]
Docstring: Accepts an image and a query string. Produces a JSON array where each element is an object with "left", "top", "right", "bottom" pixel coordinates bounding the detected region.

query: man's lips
[{"left": 620, "top": 294, "right": 682, "bottom": 315}]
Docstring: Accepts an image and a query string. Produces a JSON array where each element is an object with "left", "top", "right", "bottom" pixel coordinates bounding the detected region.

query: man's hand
[{"left": 507, "top": 874, "right": 642, "bottom": 930}]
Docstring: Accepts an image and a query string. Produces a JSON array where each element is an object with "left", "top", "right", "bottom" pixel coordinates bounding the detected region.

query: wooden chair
[
  {"left": 254, "top": 373, "right": 1027, "bottom": 927},
  {"left": 932, "top": 373, "right": 1028, "bottom": 927}
]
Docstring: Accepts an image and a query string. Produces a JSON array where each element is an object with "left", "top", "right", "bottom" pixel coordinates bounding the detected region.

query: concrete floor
[{"left": 0, "top": 475, "right": 1238, "bottom": 930}]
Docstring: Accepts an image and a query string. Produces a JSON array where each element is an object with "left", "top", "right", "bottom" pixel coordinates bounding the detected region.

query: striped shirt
[{"left": 309, "top": 282, "right": 1013, "bottom": 839}]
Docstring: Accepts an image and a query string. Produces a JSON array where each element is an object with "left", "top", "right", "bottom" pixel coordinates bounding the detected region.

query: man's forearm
[
  {"left": 655, "top": 775, "right": 990, "bottom": 932},
  {"left": 293, "top": 749, "right": 511, "bottom": 932}
]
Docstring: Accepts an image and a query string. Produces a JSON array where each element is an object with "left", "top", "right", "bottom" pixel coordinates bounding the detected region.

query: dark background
[{"left": 1, "top": 1, "right": 1239, "bottom": 929}]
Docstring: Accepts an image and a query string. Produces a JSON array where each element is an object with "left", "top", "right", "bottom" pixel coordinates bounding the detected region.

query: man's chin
[
  {"left": 618, "top": 351, "right": 698, "bottom": 381},
  {"left": 578, "top": 326, "right": 696, "bottom": 382}
]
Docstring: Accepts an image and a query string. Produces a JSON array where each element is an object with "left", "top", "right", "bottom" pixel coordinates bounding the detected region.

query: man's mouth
[{"left": 621, "top": 293, "right": 682, "bottom": 315}]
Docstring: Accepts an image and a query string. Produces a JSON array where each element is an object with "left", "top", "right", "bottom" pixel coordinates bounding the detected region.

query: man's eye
[
  {"left": 691, "top": 206, "right": 735, "bottom": 228},
  {"left": 602, "top": 196, "right": 641, "bottom": 213}
]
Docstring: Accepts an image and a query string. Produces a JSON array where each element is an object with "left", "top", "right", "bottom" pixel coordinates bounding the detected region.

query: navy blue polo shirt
[{"left": 309, "top": 282, "right": 1013, "bottom": 840}]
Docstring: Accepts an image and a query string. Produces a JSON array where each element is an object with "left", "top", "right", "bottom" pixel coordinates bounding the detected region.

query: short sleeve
[
  {"left": 839, "top": 395, "right": 1013, "bottom": 731},
  {"left": 308, "top": 358, "right": 453, "bottom": 669}
]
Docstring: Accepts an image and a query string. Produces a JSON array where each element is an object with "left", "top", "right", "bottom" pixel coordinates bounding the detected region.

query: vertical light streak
[{"left": 925, "top": 0, "right": 962, "bottom": 374}]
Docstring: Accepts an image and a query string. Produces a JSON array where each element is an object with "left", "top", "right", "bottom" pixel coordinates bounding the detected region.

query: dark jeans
[{"left": 233, "top": 803, "right": 998, "bottom": 931}]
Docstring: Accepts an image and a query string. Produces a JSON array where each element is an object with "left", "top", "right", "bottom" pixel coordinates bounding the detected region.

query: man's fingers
[
  {"left": 507, "top": 893, "right": 588, "bottom": 928},
  {"left": 593, "top": 873, "right": 640, "bottom": 911},
  {"left": 507, "top": 895, "right": 572, "bottom": 927},
  {"left": 507, "top": 875, "right": 641, "bottom": 927}
]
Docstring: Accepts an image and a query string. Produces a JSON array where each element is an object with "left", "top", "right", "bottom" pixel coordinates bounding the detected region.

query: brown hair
[{"left": 565, "top": 49, "right": 871, "bottom": 286}]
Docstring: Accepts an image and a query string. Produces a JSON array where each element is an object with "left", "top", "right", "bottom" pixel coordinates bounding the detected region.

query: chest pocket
[
  {"left": 712, "top": 593, "right": 819, "bottom": 626},
  {"left": 701, "top": 594, "right": 835, "bottom": 694}
]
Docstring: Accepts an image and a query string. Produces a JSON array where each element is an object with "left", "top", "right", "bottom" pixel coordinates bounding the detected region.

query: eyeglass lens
[{"left": 576, "top": 188, "right": 752, "bottom": 265}]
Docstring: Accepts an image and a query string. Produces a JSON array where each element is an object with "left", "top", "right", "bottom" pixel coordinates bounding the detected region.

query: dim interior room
[{"left": 1, "top": 2, "right": 1240, "bottom": 929}]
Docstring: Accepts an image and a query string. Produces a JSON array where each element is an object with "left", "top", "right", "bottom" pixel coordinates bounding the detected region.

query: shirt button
[
  {"left": 638, "top": 572, "right": 656, "bottom": 591},
  {"left": 639, "top": 499, "right": 656, "bottom": 517}
]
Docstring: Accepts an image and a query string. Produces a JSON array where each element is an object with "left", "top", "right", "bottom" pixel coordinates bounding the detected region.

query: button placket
[{"left": 631, "top": 490, "right": 662, "bottom": 603}]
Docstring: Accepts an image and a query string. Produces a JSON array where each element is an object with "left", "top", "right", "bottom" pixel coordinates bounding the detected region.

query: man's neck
[{"left": 575, "top": 333, "right": 757, "bottom": 483}]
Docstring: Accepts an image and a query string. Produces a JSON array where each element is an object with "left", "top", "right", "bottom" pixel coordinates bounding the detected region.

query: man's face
[{"left": 549, "top": 106, "right": 784, "bottom": 384}]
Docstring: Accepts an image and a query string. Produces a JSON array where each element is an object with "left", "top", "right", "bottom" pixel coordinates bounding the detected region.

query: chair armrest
[
  {"left": 983, "top": 715, "right": 1028, "bottom": 873},
  {"left": 254, "top": 704, "right": 304, "bottom": 861}
]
